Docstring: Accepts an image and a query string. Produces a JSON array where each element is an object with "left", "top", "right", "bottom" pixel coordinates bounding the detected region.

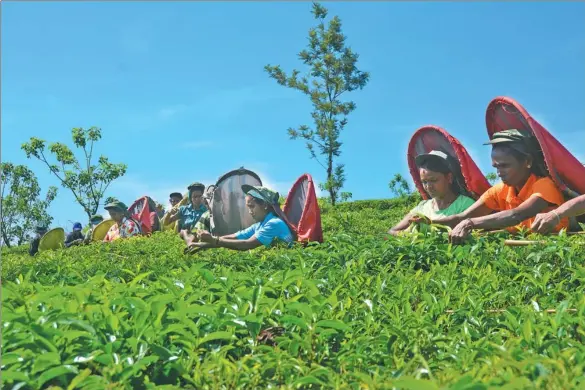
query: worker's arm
[
  {"left": 164, "top": 208, "right": 181, "bottom": 224},
  {"left": 432, "top": 199, "right": 493, "bottom": 228},
  {"left": 388, "top": 213, "right": 414, "bottom": 236},
  {"left": 450, "top": 196, "right": 551, "bottom": 243},
  {"left": 532, "top": 194, "right": 585, "bottom": 233},
  {"left": 194, "top": 231, "right": 261, "bottom": 250}
]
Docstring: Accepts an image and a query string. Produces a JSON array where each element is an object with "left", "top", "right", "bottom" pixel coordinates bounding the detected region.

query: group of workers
[
  {"left": 161, "top": 182, "right": 296, "bottom": 253},
  {"left": 389, "top": 129, "right": 585, "bottom": 242},
  {"left": 28, "top": 128, "right": 585, "bottom": 256},
  {"left": 29, "top": 182, "right": 296, "bottom": 256}
]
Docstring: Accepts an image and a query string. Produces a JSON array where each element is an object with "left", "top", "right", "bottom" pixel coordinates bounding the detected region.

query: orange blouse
[{"left": 479, "top": 174, "right": 569, "bottom": 232}]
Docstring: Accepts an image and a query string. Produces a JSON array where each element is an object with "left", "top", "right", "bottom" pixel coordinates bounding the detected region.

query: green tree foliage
[
  {"left": 265, "top": 2, "right": 369, "bottom": 206},
  {"left": 486, "top": 172, "right": 498, "bottom": 185},
  {"left": 0, "top": 163, "right": 57, "bottom": 247},
  {"left": 21, "top": 127, "right": 127, "bottom": 221},
  {"left": 388, "top": 173, "right": 412, "bottom": 198}
]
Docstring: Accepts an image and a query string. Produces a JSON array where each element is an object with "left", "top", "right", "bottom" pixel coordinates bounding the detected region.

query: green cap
[
  {"left": 104, "top": 200, "right": 128, "bottom": 212},
  {"left": 187, "top": 182, "right": 205, "bottom": 192},
  {"left": 169, "top": 192, "right": 183, "bottom": 199},
  {"left": 415, "top": 150, "right": 455, "bottom": 171},
  {"left": 35, "top": 225, "right": 48, "bottom": 233},
  {"left": 242, "top": 185, "right": 279, "bottom": 204},
  {"left": 483, "top": 129, "right": 532, "bottom": 145},
  {"left": 90, "top": 214, "right": 104, "bottom": 221}
]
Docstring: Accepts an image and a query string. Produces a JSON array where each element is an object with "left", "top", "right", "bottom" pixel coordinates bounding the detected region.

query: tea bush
[{"left": 2, "top": 198, "right": 585, "bottom": 389}]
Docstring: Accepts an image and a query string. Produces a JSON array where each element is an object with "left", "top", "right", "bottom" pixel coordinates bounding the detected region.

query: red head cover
[
  {"left": 407, "top": 125, "right": 491, "bottom": 200},
  {"left": 283, "top": 173, "right": 324, "bottom": 243},
  {"left": 127, "top": 196, "right": 154, "bottom": 235},
  {"left": 486, "top": 96, "right": 585, "bottom": 198}
]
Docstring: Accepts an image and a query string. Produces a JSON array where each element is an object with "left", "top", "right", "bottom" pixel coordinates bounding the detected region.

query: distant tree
[
  {"left": 485, "top": 172, "right": 498, "bottom": 186},
  {"left": 21, "top": 127, "right": 127, "bottom": 221},
  {"left": 0, "top": 163, "right": 57, "bottom": 247},
  {"left": 265, "top": 2, "right": 369, "bottom": 206},
  {"left": 388, "top": 173, "right": 412, "bottom": 198}
]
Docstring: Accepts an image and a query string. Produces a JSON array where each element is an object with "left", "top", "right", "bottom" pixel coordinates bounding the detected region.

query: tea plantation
[{"left": 3, "top": 198, "right": 585, "bottom": 389}]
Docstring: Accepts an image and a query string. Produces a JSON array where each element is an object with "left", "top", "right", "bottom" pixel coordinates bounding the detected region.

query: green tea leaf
[
  {"left": 316, "top": 319, "right": 350, "bottom": 332},
  {"left": 37, "top": 365, "right": 79, "bottom": 388}
]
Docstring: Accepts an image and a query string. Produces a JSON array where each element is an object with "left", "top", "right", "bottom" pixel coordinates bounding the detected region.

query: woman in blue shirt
[{"left": 192, "top": 185, "right": 296, "bottom": 251}]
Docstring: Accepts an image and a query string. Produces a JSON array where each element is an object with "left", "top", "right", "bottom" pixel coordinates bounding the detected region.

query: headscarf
[{"left": 241, "top": 185, "right": 298, "bottom": 241}]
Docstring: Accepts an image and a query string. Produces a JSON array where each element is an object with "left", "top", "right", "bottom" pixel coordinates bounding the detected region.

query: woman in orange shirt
[{"left": 433, "top": 129, "right": 569, "bottom": 244}]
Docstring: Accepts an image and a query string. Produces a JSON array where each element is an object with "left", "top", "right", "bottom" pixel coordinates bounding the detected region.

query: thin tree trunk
[
  {"left": 327, "top": 151, "right": 335, "bottom": 206},
  {"left": 1, "top": 229, "right": 12, "bottom": 248}
]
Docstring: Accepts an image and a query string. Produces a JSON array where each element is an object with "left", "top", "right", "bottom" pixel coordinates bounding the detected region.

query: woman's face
[
  {"left": 190, "top": 190, "right": 204, "bottom": 208},
  {"left": 419, "top": 168, "right": 453, "bottom": 200},
  {"left": 108, "top": 209, "right": 124, "bottom": 223},
  {"left": 246, "top": 195, "right": 269, "bottom": 222},
  {"left": 491, "top": 147, "right": 531, "bottom": 187}
]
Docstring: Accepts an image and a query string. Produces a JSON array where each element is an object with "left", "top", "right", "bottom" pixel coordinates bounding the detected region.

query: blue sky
[{"left": 3, "top": 1, "right": 584, "bottom": 229}]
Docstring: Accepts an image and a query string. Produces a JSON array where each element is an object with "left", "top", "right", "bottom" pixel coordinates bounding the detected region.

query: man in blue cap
[{"left": 64, "top": 222, "right": 85, "bottom": 247}]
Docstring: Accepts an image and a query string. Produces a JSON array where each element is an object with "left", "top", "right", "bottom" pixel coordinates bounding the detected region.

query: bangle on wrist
[
  {"left": 551, "top": 210, "right": 561, "bottom": 225},
  {"left": 215, "top": 236, "right": 220, "bottom": 246},
  {"left": 466, "top": 219, "right": 475, "bottom": 230}
]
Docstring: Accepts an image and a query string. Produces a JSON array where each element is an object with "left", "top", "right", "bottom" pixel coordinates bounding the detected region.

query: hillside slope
[{"left": 3, "top": 198, "right": 585, "bottom": 389}]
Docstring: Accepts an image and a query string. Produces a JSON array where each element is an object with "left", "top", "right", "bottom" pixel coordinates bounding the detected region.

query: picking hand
[
  {"left": 197, "top": 230, "right": 214, "bottom": 243},
  {"left": 531, "top": 212, "right": 559, "bottom": 234},
  {"left": 449, "top": 219, "right": 474, "bottom": 245},
  {"left": 409, "top": 214, "right": 431, "bottom": 225}
]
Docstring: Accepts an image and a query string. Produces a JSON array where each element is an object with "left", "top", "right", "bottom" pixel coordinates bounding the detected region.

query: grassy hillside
[{"left": 2, "top": 197, "right": 585, "bottom": 389}]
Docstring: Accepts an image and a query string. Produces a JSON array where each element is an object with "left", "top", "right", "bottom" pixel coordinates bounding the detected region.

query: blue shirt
[
  {"left": 235, "top": 212, "right": 294, "bottom": 248},
  {"left": 178, "top": 204, "right": 207, "bottom": 231}
]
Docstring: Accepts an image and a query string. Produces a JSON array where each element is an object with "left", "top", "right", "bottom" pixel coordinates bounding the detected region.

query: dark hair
[
  {"left": 492, "top": 143, "right": 530, "bottom": 163},
  {"left": 418, "top": 157, "right": 470, "bottom": 196},
  {"left": 246, "top": 195, "right": 276, "bottom": 213},
  {"left": 188, "top": 183, "right": 206, "bottom": 193},
  {"left": 418, "top": 159, "right": 451, "bottom": 175},
  {"left": 492, "top": 143, "right": 547, "bottom": 177}
]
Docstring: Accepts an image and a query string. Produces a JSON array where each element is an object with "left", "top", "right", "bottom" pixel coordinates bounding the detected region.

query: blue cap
[{"left": 73, "top": 222, "right": 83, "bottom": 231}]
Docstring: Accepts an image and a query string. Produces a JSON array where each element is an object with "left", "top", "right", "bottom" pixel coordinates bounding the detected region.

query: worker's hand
[
  {"left": 197, "top": 230, "right": 214, "bottom": 244},
  {"left": 408, "top": 214, "right": 431, "bottom": 225},
  {"left": 449, "top": 219, "right": 474, "bottom": 245},
  {"left": 191, "top": 241, "right": 214, "bottom": 249},
  {"left": 531, "top": 212, "right": 559, "bottom": 234}
]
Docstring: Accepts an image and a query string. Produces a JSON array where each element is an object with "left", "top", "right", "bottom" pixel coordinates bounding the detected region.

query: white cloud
[
  {"left": 235, "top": 162, "right": 327, "bottom": 199},
  {"left": 107, "top": 174, "right": 215, "bottom": 210},
  {"left": 123, "top": 83, "right": 296, "bottom": 133},
  {"left": 181, "top": 140, "right": 214, "bottom": 150},
  {"left": 244, "top": 168, "right": 292, "bottom": 197},
  {"left": 107, "top": 165, "right": 329, "bottom": 217},
  {"left": 157, "top": 104, "right": 189, "bottom": 119}
]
